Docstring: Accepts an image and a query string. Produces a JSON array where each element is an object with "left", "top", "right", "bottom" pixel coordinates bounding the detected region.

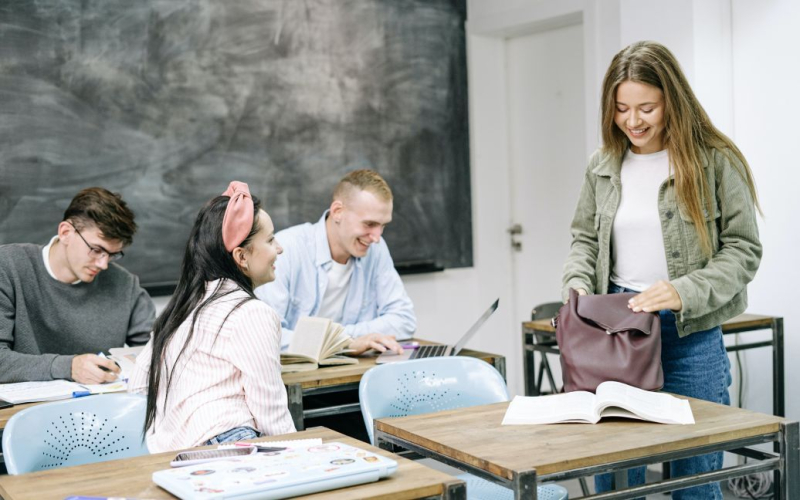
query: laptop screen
[{"left": 452, "top": 298, "right": 499, "bottom": 355}]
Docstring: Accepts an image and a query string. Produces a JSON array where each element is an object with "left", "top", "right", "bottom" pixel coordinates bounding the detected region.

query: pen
[
  {"left": 399, "top": 342, "right": 420, "bottom": 350},
  {"left": 231, "top": 442, "right": 287, "bottom": 452},
  {"left": 97, "top": 352, "right": 121, "bottom": 372},
  {"left": 72, "top": 390, "right": 91, "bottom": 398}
]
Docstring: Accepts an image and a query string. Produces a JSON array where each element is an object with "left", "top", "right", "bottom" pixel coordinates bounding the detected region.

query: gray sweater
[{"left": 0, "top": 243, "right": 156, "bottom": 382}]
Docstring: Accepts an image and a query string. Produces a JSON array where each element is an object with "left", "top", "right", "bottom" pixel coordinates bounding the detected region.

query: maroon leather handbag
[{"left": 554, "top": 288, "right": 663, "bottom": 393}]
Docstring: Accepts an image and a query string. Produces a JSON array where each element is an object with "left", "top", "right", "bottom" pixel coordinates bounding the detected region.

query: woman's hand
[{"left": 628, "top": 280, "right": 682, "bottom": 313}]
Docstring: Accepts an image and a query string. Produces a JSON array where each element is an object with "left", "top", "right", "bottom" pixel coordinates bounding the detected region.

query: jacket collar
[
  {"left": 591, "top": 146, "right": 712, "bottom": 179},
  {"left": 313, "top": 211, "right": 363, "bottom": 270}
]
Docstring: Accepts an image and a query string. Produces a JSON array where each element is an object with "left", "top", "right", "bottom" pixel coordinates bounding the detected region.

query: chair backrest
[
  {"left": 359, "top": 356, "right": 509, "bottom": 445},
  {"left": 2, "top": 393, "right": 149, "bottom": 475},
  {"left": 531, "top": 301, "right": 562, "bottom": 321}
]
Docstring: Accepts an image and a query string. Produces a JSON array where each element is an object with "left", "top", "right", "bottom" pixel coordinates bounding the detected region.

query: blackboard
[{"left": 0, "top": 0, "right": 471, "bottom": 292}]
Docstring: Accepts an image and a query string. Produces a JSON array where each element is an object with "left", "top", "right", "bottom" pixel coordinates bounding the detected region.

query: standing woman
[
  {"left": 130, "top": 182, "right": 295, "bottom": 453},
  {"left": 562, "top": 41, "right": 761, "bottom": 499}
]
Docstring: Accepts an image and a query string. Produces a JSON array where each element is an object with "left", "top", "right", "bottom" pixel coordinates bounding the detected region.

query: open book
[
  {"left": 280, "top": 317, "right": 358, "bottom": 373},
  {"left": 502, "top": 381, "right": 695, "bottom": 425}
]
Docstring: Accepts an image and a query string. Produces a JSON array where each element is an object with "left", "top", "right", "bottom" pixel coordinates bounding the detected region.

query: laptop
[
  {"left": 376, "top": 298, "right": 499, "bottom": 364},
  {"left": 153, "top": 441, "right": 397, "bottom": 500}
]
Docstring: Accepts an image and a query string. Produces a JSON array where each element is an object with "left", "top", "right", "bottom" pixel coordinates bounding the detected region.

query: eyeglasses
[{"left": 70, "top": 223, "right": 125, "bottom": 262}]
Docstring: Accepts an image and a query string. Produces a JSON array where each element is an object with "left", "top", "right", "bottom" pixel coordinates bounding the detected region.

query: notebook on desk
[
  {"left": 376, "top": 298, "right": 499, "bottom": 364},
  {"left": 152, "top": 441, "right": 397, "bottom": 499}
]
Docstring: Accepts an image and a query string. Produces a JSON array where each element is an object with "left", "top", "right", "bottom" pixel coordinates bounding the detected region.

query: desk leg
[
  {"left": 512, "top": 470, "right": 537, "bottom": 500},
  {"left": 286, "top": 383, "right": 304, "bottom": 431},
  {"left": 523, "top": 330, "right": 536, "bottom": 396},
  {"left": 494, "top": 356, "right": 507, "bottom": 382},
  {"left": 613, "top": 469, "right": 629, "bottom": 490},
  {"left": 773, "top": 318, "right": 785, "bottom": 417},
  {"left": 778, "top": 421, "right": 799, "bottom": 500},
  {"left": 443, "top": 479, "right": 467, "bottom": 500}
]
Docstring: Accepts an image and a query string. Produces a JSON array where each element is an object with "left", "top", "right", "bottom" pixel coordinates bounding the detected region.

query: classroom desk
[
  {"left": 0, "top": 345, "right": 504, "bottom": 437},
  {"left": 0, "top": 427, "right": 466, "bottom": 500},
  {"left": 523, "top": 313, "right": 786, "bottom": 415},
  {"left": 283, "top": 343, "right": 506, "bottom": 431},
  {"left": 375, "top": 398, "right": 799, "bottom": 500}
]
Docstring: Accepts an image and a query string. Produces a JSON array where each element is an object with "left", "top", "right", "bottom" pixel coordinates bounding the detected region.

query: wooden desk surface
[
  {"left": 0, "top": 427, "right": 462, "bottom": 500},
  {"left": 523, "top": 312, "right": 778, "bottom": 334},
  {"left": 375, "top": 398, "right": 786, "bottom": 479},
  {"left": 0, "top": 344, "right": 502, "bottom": 430},
  {"left": 282, "top": 342, "right": 502, "bottom": 390}
]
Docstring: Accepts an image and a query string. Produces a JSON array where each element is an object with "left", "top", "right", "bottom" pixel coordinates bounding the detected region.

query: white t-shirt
[
  {"left": 610, "top": 149, "right": 671, "bottom": 292},
  {"left": 316, "top": 258, "right": 355, "bottom": 323}
]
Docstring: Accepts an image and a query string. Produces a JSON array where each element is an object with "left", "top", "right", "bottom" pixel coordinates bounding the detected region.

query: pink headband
[{"left": 221, "top": 181, "right": 254, "bottom": 252}]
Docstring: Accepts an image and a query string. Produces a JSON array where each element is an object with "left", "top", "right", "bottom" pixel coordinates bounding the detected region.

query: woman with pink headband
[{"left": 130, "top": 181, "right": 296, "bottom": 452}]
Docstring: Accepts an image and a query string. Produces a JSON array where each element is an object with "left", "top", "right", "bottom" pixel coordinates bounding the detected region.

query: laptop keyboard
[{"left": 410, "top": 344, "right": 448, "bottom": 359}]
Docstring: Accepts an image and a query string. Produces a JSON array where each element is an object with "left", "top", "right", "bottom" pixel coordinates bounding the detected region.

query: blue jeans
[
  {"left": 594, "top": 283, "right": 732, "bottom": 500},
  {"left": 204, "top": 426, "right": 260, "bottom": 445}
]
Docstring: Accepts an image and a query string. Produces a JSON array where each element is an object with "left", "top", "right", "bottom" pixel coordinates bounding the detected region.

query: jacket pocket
[{"left": 678, "top": 207, "right": 721, "bottom": 264}]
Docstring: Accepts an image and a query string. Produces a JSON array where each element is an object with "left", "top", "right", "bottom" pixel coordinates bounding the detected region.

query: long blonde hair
[{"left": 600, "top": 41, "right": 761, "bottom": 256}]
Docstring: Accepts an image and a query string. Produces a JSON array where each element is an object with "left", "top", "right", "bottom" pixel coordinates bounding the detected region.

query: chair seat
[{"left": 455, "top": 473, "right": 569, "bottom": 500}]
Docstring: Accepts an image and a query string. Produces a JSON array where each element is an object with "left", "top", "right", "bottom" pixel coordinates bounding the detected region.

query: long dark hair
[{"left": 143, "top": 194, "right": 262, "bottom": 435}]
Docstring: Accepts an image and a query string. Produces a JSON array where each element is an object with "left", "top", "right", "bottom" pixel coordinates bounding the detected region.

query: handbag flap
[{"left": 575, "top": 292, "right": 657, "bottom": 335}]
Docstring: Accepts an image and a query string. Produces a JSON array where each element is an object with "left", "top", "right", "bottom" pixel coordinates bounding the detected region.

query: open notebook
[{"left": 152, "top": 440, "right": 398, "bottom": 499}]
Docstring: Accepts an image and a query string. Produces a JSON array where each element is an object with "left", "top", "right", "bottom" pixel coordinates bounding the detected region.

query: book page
[
  {"left": 595, "top": 381, "right": 695, "bottom": 425},
  {"left": 502, "top": 392, "right": 599, "bottom": 425},
  {"left": 320, "top": 322, "right": 352, "bottom": 360},
  {"left": 109, "top": 345, "right": 144, "bottom": 380},
  {"left": 285, "top": 317, "right": 330, "bottom": 361},
  {"left": 0, "top": 380, "right": 85, "bottom": 404}
]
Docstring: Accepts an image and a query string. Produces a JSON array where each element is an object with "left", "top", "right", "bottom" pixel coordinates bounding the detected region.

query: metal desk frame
[
  {"left": 523, "top": 314, "right": 785, "bottom": 416},
  {"left": 376, "top": 421, "right": 799, "bottom": 500}
]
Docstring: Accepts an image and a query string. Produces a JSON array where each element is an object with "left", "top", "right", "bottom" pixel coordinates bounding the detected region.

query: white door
[{"left": 505, "top": 22, "right": 587, "bottom": 392}]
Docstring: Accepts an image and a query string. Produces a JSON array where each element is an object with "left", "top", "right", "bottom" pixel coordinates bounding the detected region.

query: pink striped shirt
[{"left": 129, "top": 279, "right": 296, "bottom": 453}]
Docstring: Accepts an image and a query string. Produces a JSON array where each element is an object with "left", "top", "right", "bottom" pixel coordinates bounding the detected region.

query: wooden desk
[
  {"left": 522, "top": 313, "right": 786, "bottom": 415},
  {"left": 0, "top": 345, "right": 504, "bottom": 436},
  {"left": 375, "top": 399, "right": 799, "bottom": 500},
  {"left": 0, "top": 427, "right": 466, "bottom": 500},
  {"left": 283, "top": 344, "right": 505, "bottom": 431}
]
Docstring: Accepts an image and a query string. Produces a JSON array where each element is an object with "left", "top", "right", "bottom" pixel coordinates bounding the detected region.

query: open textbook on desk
[
  {"left": 0, "top": 348, "right": 143, "bottom": 404},
  {"left": 502, "top": 381, "right": 695, "bottom": 425},
  {"left": 280, "top": 317, "right": 357, "bottom": 373},
  {"left": 0, "top": 379, "right": 126, "bottom": 404}
]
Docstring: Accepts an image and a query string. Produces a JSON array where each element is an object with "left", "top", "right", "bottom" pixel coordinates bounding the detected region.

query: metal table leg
[
  {"left": 285, "top": 383, "right": 304, "bottom": 431},
  {"left": 773, "top": 318, "right": 785, "bottom": 417}
]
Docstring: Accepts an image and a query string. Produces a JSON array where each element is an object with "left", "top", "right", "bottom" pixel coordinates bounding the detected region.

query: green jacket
[{"left": 562, "top": 147, "right": 762, "bottom": 337}]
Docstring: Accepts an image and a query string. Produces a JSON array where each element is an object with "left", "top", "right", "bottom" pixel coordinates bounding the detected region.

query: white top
[
  {"left": 316, "top": 258, "right": 354, "bottom": 324},
  {"left": 129, "top": 279, "right": 296, "bottom": 453},
  {"left": 610, "top": 149, "right": 671, "bottom": 292}
]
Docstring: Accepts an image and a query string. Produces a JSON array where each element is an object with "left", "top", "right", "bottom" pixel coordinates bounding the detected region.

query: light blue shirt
[{"left": 255, "top": 212, "right": 416, "bottom": 349}]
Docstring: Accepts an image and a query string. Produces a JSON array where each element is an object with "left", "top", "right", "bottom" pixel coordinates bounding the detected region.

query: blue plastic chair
[
  {"left": 2, "top": 393, "right": 149, "bottom": 475},
  {"left": 359, "top": 357, "right": 568, "bottom": 500}
]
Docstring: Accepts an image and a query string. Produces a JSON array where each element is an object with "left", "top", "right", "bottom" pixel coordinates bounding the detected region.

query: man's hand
[
  {"left": 71, "top": 354, "right": 120, "bottom": 384},
  {"left": 348, "top": 334, "right": 404, "bottom": 356},
  {"left": 628, "top": 280, "right": 683, "bottom": 313}
]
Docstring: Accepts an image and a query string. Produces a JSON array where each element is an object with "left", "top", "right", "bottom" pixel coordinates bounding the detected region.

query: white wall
[{"left": 730, "top": 0, "right": 800, "bottom": 419}]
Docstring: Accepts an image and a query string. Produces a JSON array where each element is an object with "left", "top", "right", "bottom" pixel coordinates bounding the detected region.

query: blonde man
[{"left": 256, "top": 170, "right": 415, "bottom": 355}]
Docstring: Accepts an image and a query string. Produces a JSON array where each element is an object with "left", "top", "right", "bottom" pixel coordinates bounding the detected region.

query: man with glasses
[{"left": 0, "top": 187, "right": 155, "bottom": 384}]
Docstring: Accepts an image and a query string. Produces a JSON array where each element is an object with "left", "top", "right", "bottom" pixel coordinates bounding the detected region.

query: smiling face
[
  {"left": 327, "top": 189, "right": 393, "bottom": 264},
  {"left": 240, "top": 209, "right": 282, "bottom": 288},
  {"left": 55, "top": 221, "right": 125, "bottom": 283},
  {"left": 614, "top": 80, "right": 666, "bottom": 154}
]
